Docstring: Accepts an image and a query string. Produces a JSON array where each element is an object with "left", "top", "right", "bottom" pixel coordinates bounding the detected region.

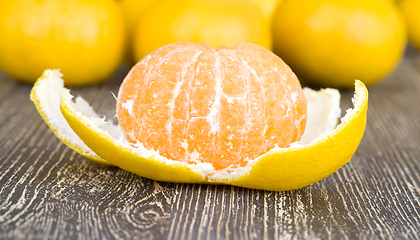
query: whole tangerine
[
  {"left": 399, "top": 0, "right": 420, "bottom": 51},
  {"left": 272, "top": 0, "right": 406, "bottom": 88},
  {"left": 0, "top": 0, "right": 126, "bottom": 86},
  {"left": 131, "top": 0, "right": 271, "bottom": 61}
]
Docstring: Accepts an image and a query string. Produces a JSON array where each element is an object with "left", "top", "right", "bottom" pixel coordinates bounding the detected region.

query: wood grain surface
[{"left": 1, "top": 46, "right": 420, "bottom": 239}]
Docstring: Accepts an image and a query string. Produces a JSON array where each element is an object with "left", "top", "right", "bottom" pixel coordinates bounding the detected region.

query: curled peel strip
[{"left": 32, "top": 69, "right": 368, "bottom": 191}]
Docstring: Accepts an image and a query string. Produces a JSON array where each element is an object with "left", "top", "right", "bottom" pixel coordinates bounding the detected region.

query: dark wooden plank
[{"left": 1, "top": 47, "right": 420, "bottom": 239}]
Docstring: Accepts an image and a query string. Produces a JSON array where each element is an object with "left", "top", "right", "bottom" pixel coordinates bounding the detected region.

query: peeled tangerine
[
  {"left": 117, "top": 42, "right": 307, "bottom": 170},
  {"left": 30, "top": 42, "right": 368, "bottom": 191}
]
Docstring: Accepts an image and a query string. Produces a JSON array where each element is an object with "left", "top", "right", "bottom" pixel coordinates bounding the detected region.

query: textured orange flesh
[{"left": 117, "top": 42, "right": 307, "bottom": 170}]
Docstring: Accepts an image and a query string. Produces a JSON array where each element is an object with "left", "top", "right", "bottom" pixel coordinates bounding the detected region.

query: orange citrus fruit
[
  {"left": 30, "top": 43, "right": 369, "bottom": 191},
  {"left": 119, "top": 0, "right": 157, "bottom": 36},
  {"left": 0, "top": 0, "right": 126, "bottom": 86},
  {"left": 118, "top": 0, "right": 157, "bottom": 62},
  {"left": 117, "top": 42, "right": 307, "bottom": 170},
  {"left": 398, "top": 0, "right": 420, "bottom": 51},
  {"left": 131, "top": 0, "right": 272, "bottom": 61},
  {"left": 246, "top": 0, "right": 283, "bottom": 23},
  {"left": 272, "top": 0, "right": 407, "bottom": 88}
]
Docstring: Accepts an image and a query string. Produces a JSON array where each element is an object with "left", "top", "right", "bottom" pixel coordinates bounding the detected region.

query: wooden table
[{"left": 1, "top": 46, "right": 420, "bottom": 240}]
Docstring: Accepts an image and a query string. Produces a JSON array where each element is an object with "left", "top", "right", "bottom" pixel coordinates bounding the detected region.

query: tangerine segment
[{"left": 117, "top": 42, "right": 307, "bottom": 170}]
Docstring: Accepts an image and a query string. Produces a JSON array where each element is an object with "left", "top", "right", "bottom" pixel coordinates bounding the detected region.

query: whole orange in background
[
  {"left": 117, "top": 42, "right": 307, "bottom": 170},
  {"left": 399, "top": 0, "right": 420, "bottom": 51},
  {"left": 119, "top": 0, "right": 157, "bottom": 38},
  {"left": 272, "top": 0, "right": 407, "bottom": 88},
  {"left": 0, "top": 0, "right": 126, "bottom": 86},
  {"left": 131, "top": 0, "right": 272, "bottom": 61},
  {"left": 246, "top": 0, "right": 283, "bottom": 24},
  {"left": 119, "top": 0, "right": 157, "bottom": 63}
]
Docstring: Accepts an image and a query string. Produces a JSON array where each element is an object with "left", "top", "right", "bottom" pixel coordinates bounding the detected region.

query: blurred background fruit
[
  {"left": 246, "top": 0, "right": 282, "bottom": 24},
  {"left": 398, "top": 0, "right": 420, "bottom": 51},
  {"left": 272, "top": 0, "right": 407, "bottom": 89},
  {"left": 131, "top": 0, "right": 272, "bottom": 61},
  {"left": 120, "top": 0, "right": 156, "bottom": 36},
  {"left": 119, "top": 0, "right": 157, "bottom": 62},
  {"left": 1, "top": 0, "right": 416, "bottom": 89},
  {"left": 0, "top": 0, "right": 126, "bottom": 86}
]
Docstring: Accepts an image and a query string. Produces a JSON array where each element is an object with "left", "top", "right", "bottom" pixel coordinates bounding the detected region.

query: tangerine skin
[{"left": 117, "top": 42, "right": 307, "bottom": 170}]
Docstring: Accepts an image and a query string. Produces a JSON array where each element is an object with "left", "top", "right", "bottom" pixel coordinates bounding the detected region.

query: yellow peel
[
  {"left": 31, "top": 69, "right": 368, "bottom": 191},
  {"left": 30, "top": 70, "right": 112, "bottom": 165},
  {"left": 220, "top": 81, "right": 367, "bottom": 190},
  {"left": 61, "top": 101, "right": 208, "bottom": 183}
]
